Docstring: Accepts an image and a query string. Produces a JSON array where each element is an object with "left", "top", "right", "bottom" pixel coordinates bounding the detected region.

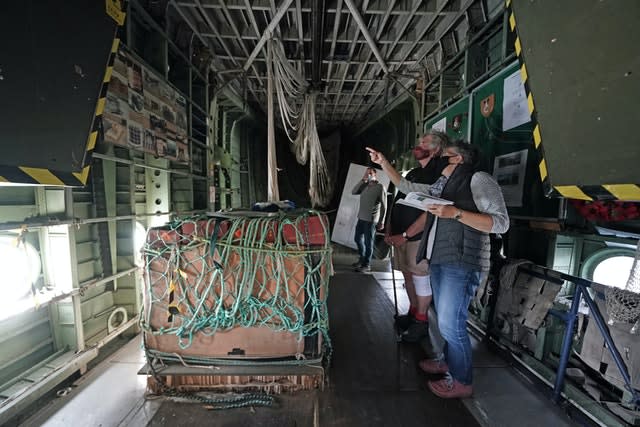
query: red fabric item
[{"left": 570, "top": 200, "right": 640, "bottom": 222}]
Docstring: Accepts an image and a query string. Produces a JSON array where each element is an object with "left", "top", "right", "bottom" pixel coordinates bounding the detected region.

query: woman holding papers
[{"left": 367, "top": 140, "right": 509, "bottom": 399}]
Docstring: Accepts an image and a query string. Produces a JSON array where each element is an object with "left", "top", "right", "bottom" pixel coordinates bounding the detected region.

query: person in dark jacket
[
  {"left": 384, "top": 130, "right": 448, "bottom": 342},
  {"left": 366, "top": 140, "right": 509, "bottom": 399}
]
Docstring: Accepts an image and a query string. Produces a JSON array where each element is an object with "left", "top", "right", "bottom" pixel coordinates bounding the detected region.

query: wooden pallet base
[
  {"left": 147, "top": 373, "right": 323, "bottom": 394},
  {"left": 140, "top": 363, "right": 325, "bottom": 394}
]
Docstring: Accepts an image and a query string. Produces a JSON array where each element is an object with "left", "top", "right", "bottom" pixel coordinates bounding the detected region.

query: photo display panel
[{"left": 103, "top": 46, "right": 189, "bottom": 164}]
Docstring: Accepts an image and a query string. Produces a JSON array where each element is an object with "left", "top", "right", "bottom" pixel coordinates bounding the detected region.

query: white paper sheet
[
  {"left": 502, "top": 70, "right": 531, "bottom": 131},
  {"left": 431, "top": 117, "right": 447, "bottom": 132},
  {"left": 397, "top": 192, "right": 453, "bottom": 210}
]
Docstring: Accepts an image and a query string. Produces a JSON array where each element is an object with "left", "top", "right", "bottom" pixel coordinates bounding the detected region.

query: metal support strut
[{"left": 536, "top": 265, "right": 640, "bottom": 408}]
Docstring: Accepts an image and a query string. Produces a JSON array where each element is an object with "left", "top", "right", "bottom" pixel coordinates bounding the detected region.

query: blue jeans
[
  {"left": 430, "top": 264, "right": 481, "bottom": 385},
  {"left": 354, "top": 219, "right": 376, "bottom": 266}
]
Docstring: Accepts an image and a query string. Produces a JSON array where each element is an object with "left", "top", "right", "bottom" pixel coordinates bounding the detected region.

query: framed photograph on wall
[{"left": 103, "top": 114, "right": 127, "bottom": 146}]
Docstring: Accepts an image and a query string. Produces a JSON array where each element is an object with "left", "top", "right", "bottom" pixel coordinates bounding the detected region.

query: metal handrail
[{"left": 518, "top": 264, "right": 640, "bottom": 408}]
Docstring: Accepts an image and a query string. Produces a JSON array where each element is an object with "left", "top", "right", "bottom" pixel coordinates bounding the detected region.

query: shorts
[{"left": 393, "top": 239, "right": 429, "bottom": 276}]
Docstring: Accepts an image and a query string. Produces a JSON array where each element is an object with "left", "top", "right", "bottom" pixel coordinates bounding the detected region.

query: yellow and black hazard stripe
[
  {"left": 505, "top": 0, "right": 640, "bottom": 201},
  {"left": 0, "top": 3, "right": 126, "bottom": 187},
  {"left": 167, "top": 278, "right": 183, "bottom": 322},
  {"left": 0, "top": 166, "right": 87, "bottom": 186},
  {"left": 75, "top": 2, "right": 127, "bottom": 186},
  {"left": 74, "top": 28, "right": 124, "bottom": 186}
]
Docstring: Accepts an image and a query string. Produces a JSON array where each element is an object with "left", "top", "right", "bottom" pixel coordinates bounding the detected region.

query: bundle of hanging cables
[
  {"left": 294, "top": 93, "right": 333, "bottom": 207},
  {"left": 269, "top": 39, "right": 333, "bottom": 207},
  {"left": 271, "top": 39, "right": 306, "bottom": 142}
]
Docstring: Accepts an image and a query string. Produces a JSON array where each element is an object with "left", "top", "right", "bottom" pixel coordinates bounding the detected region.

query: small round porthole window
[{"left": 582, "top": 248, "right": 635, "bottom": 289}]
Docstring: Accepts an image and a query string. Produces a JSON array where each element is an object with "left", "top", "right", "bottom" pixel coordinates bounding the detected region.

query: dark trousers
[{"left": 354, "top": 219, "right": 376, "bottom": 267}]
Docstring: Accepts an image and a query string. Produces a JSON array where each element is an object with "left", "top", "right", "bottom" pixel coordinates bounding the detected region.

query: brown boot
[{"left": 428, "top": 376, "right": 472, "bottom": 399}]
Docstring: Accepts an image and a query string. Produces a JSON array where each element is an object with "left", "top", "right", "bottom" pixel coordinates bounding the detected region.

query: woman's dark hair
[{"left": 445, "top": 139, "right": 482, "bottom": 169}]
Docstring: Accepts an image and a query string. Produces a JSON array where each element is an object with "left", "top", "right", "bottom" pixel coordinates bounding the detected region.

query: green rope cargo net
[{"left": 140, "top": 210, "right": 333, "bottom": 367}]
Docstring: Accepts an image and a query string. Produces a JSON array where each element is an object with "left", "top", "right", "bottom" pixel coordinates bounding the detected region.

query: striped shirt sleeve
[
  {"left": 396, "top": 177, "right": 431, "bottom": 195},
  {"left": 470, "top": 172, "right": 510, "bottom": 234}
]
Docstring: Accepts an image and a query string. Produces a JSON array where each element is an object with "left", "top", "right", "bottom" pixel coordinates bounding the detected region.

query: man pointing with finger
[
  {"left": 368, "top": 140, "right": 509, "bottom": 399},
  {"left": 384, "top": 130, "right": 448, "bottom": 342}
]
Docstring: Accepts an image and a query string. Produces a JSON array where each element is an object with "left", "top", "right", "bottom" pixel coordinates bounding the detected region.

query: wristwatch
[
  {"left": 402, "top": 231, "right": 408, "bottom": 239},
  {"left": 453, "top": 209, "right": 463, "bottom": 221}
]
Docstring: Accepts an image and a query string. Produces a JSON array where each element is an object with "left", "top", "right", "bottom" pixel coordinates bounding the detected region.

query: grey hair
[
  {"left": 422, "top": 130, "right": 449, "bottom": 153},
  {"left": 445, "top": 139, "right": 480, "bottom": 166}
]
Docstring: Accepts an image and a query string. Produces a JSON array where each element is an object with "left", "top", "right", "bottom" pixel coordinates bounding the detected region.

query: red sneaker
[
  {"left": 418, "top": 359, "right": 449, "bottom": 374},
  {"left": 428, "top": 376, "right": 473, "bottom": 399}
]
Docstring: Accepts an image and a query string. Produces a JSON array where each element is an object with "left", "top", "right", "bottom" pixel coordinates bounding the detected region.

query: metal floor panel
[
  {"left": 21, "top": 338, "right": 152, "bottom": 427},
  {"left": 21, "top": 254, "right": 577, "bottom": 427},
  {"left": 466, "top": 338, "right": 574, "bottom": 427},
  {"left": 336, "top": 254, "right": 576, "bottom": 427}
]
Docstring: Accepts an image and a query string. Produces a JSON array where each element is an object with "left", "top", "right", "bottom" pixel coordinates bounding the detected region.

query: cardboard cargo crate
[{"left": 142, "top": 211, "right": 331, "bottom": 361}]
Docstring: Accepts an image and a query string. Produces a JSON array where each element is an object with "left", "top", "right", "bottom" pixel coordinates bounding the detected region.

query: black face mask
[{"left": 441, "top": 154, "right": 457, "bottom": 164}]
